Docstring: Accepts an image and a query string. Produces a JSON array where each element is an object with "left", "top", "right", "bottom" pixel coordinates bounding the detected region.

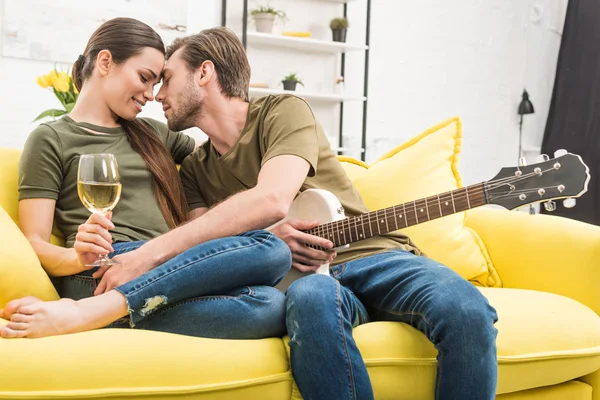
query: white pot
[{"left": 254, "top": 13, "right": 276, "bottom": 33}]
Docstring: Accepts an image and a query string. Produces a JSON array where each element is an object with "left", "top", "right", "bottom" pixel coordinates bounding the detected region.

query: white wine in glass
[{"left": 77, "top": 153, "right": 122, "bottom": 267}]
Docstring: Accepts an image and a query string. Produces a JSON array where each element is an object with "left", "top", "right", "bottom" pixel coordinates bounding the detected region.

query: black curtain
[{"left": 541, "top": 0, "right": 600, "bottom": 225}]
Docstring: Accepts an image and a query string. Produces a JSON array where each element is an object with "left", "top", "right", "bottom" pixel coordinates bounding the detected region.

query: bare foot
[
  {"left": 0, "top": 296, "right": 41, "bottom": 320},
  {"left": 0, "top": 292, "right": 128, "bottom": 339}
]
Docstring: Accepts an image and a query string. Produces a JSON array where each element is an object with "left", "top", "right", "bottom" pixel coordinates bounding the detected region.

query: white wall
[{"left": 0, "top": 0, "right": 567, "bottom": 185}]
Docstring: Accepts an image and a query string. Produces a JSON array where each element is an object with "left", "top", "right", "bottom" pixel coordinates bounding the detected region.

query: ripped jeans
[{"left": 56, "top": 230, "right": 291, "bottom": 339}]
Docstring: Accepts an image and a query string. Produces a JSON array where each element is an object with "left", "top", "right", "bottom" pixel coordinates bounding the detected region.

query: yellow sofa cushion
[
  {"left": 342, "top": 287, "right": 600, "bottom": 399},
  {"left": 338, "top": 117, "right": 500, "bottom": 287},
  {"left": 3, "top": 288, "right": 597, "bottom": 399},
  {"left": 0, "top": 148, "right": 21, "bottom": 223},
  {"left": 0, "top": 205, "right": 59, "bottom": 308},
  {"left": 0, "top": 329, "right": 293, "bottom": 399},
  {"left": 0, "top": 148, "right": 60, "bottom": 308}
]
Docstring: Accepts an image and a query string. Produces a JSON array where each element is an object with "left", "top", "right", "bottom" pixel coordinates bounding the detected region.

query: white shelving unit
[
  {"left": 222, "top": 0, "right": 371, "bottom": 159},
  {"left": 247, "top": 32, "right": 368, "bottom": 54},
  {"left": 249, "top": 87, "right": 366, "bottom": 103}
]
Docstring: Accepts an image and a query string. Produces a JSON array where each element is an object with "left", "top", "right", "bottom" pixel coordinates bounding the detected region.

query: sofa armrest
[{"left": 465, "top": 207, "right": 600, "bottom": 315}]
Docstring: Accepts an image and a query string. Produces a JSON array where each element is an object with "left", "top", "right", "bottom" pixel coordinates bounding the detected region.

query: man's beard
[{"left": 167, "top": 80, "right": 203, "bottom": 132}]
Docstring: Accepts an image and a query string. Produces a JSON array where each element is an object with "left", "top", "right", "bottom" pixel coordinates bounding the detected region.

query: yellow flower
[
  {"left": 36, "top": 74, "right": 51, "bottom": 88},
  {"left": 34, "top": 68, "right": 79, "bottom": 122},
  {"left": 52, "top": 71, "right": 71, "bottom": 92}
]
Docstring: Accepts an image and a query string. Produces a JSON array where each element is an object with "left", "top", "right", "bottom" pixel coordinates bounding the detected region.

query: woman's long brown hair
[{"left": 72, "top": 17, "right": 188, "bottom": 228}]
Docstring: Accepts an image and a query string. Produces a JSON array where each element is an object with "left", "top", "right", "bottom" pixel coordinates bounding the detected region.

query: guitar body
[{"left": 274, "top": 189, "right": 346, "bottom": 292}]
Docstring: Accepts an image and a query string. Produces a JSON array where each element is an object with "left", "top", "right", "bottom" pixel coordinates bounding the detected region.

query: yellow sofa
[{"left": 1, "top": 117, "right": 599, "bottom": 399}]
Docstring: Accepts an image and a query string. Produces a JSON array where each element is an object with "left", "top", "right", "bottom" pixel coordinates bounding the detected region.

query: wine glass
[{"left": 77, "top": 153, "right": 122, "bottom": 267}]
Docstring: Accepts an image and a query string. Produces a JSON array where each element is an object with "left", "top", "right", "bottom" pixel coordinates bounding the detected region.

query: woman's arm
[{"left": 19, "top": 199, "right": 114, "bottom": 277}]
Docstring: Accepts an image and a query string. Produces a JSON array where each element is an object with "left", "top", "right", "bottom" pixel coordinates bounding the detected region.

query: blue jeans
[
  {"left": 285, "top": 250, "right": 498, "bottom": 400},
  {"left": 57, "top": 230, "right": 292, "bottom": 339}
]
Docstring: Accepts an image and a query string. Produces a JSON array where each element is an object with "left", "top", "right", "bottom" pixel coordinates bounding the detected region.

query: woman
[{"left": 0, "top": 18, "right": 290, "bottom": 339}]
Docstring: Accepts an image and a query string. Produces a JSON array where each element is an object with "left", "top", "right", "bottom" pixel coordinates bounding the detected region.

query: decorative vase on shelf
[
  {"left": 282, "top": 80, "right": 298, "bottom": 91},
  {"left": 250, "top": 6, "right": 287, "bottom": 34},
  {"left": 281, "top": 73, "right": 304, "bottom": 92},
  {"left": 331, "top": 28, "right": 347, "bottom": 43},
  {"left": 254, "top": 13, "right": 276, "bottom": 33},
  {"left": 330, "top": 17, "right": 349, "bottom": 43}
]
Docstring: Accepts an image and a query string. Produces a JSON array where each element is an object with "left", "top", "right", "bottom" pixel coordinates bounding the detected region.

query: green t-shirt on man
[
  {"left": 19, "top": 116, "right": 195, "bottom": 247},
  {"left": 180, "top": 94, "right": 421, "bottom": 265}
]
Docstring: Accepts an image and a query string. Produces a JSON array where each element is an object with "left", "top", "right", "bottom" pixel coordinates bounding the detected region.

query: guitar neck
[{"left": 306, "top": 183, "right": 487, "bottom": 247}]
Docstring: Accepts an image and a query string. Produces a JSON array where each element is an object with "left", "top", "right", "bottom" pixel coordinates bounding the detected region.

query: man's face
[{"left": 156, "top": 48, "right": 203, "bottom": 132}]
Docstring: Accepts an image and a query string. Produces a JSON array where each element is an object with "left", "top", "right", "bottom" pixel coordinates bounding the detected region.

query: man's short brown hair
[{"left": 167, "top": 27, "right": 251, "bottom": 101}]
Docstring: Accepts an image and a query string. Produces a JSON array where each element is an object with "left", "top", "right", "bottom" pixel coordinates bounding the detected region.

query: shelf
[
  {"left": 249, "top": 87, "right": 366, "bottom": 102},
  {"left": 246, "top": 32, "right": 368, "bottom": 54}
]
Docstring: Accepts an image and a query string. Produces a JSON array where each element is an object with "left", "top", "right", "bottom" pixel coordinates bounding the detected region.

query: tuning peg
[
  {"left": 519, "top": 157, "right": 528, "bottom": 166},
  {"left": 554, "top": 149, "right": 568, "bottom": 158},
  {"left": 544, "top": 200, "right": 557, "bottom": 212},
  {"left": 563, "top": 198, "right": 576, "bottom": 208},
  {"left": 536, "top": 154, "right": 550, "bottom": 163}
]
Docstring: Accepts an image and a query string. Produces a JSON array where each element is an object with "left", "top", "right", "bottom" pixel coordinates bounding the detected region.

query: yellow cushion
[
  {"left": 336, "top": 156, "right": 369, "bottom": 181},
  {"left": 0, "top": 205, "right": 59, "bottom": 308},
  {"left": 0, "top": 148, "right": 21, "bottom": 223},
  {"left": 339, "top": 117, "right": 500, "bottom": 287},
  {"left": 342, "top": 288, "right": 600, "bottom": 399},
  {"left": 0, "top": 329, "right": 292, "bottom": 398},
  {"left": 0, "top": 147, "right": 65, "bottom": 247}
]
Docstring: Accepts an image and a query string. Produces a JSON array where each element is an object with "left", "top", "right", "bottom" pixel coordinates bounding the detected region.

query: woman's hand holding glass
[{"left": 74, "top": 212, "right": 115, "bottom": 271}]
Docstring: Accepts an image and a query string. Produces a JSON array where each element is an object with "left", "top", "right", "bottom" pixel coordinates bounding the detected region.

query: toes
[
  {"left": 0, "top": 326, "right": 27, "bottom": 338},
  {"left": 6, "top": 322, "right": 28, "bottom": 331},
  {"left": 10, "top": 313, "right": 33, "bottom": 323},
  {"left": 4, "top": 296, "right": 41, "bottom": 318},
  {"left": 18, "top": 303, "right": 44, "bottom": 316}
]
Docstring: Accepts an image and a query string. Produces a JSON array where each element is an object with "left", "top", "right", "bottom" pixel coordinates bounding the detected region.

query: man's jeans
[
  {"left": 57, "top": 230, "right": 291, "bottom": 339},
  {"left": 286, "top": 250, "right": 499, "bottom": 400}
]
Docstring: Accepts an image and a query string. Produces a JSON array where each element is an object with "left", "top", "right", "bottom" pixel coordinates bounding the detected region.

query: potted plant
[
  {"left": 281, "top": 72, "right": 304, "bottom": 91},
  {"left": 329, "top": 17, "right": 349, "bottom": 43},
  {"left": 250, "top": 4, "right": 287, "bottom": 34}
]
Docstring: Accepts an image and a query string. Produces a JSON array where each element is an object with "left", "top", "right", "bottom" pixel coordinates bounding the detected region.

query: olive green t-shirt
[
  {"left": 19, "top": 116, "right": 195, "bottom": 247},
  {"left": 180, "top": 94, "right": 421, "bottom": 265}
]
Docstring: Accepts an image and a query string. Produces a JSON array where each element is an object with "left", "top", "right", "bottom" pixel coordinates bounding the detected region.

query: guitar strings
[{"left": 309, "top": 165, "right": 565, "bottom": 240}]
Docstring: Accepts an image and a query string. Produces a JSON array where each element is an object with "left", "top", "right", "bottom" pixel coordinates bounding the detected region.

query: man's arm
[{"left": 130, "top": 154, "right": 312, "bottom": 270}]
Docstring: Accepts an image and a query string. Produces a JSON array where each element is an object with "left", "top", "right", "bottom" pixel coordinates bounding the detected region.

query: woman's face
[{"left": 104, "top": 47, "right": 164, "bottom": 120}]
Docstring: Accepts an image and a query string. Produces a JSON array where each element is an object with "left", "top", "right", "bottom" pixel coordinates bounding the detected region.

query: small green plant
[
  {"left": 282, "top": 72, "right": 304, "bottom": 86},
  {"left": 250, "top": 5, "right": 287, "bottom": 21},
  {"left": 330, "top": 17, "right": 349, "bottom": 30}
]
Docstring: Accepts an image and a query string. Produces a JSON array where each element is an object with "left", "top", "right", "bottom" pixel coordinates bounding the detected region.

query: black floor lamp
[{"left": 517, "top": 89, "right": 535, "bottom": 159}]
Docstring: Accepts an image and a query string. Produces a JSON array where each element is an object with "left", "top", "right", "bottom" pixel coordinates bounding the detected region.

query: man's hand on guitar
[{"left": 271, "top": 219, "right": 337, "bottom": 273}]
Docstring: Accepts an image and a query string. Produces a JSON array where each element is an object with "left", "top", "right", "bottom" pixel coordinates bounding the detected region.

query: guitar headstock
[{"left": 485, "top": 152, "right": 590, "bottom": 210}]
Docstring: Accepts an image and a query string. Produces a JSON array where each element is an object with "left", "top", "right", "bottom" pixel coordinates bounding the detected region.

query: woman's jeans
[
  {"left": 285, "top": 250, "right": 499, "bottom": 400},
  {"left": 57, "top": 230, "right": 291, "bottom": 339}
]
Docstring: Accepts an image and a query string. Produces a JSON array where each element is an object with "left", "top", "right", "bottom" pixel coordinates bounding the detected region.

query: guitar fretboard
[{"left": 306, "top": 183, "right": 487, "bottom": 247}]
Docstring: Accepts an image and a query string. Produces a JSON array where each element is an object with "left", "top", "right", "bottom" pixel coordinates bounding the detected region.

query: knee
[
  {"left": 285, "top": 274, "right": 338, "bottom": 318},
  {"left": 255, "top": 232, "right": 292, "bottom": 283},
  {"left": 441, "top": 290, "right": 498, "bottom": 346},
  {"left": 250, "top": 286, "right": 287, "bottom": 337}
]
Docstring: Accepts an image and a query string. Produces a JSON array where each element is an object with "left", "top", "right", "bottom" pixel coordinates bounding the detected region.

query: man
[{"left": 152, "top": 27, "right": 499, "bottom": 400}]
